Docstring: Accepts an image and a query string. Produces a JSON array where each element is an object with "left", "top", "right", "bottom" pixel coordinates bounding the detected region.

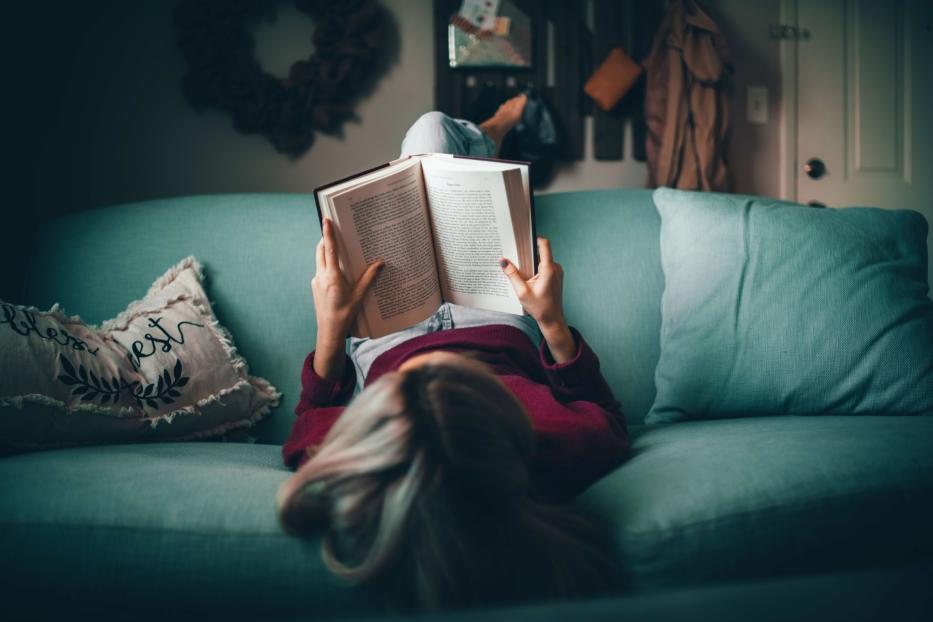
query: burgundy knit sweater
[{"left": 282, "top": 325, "right": 630, "bottom": 501}]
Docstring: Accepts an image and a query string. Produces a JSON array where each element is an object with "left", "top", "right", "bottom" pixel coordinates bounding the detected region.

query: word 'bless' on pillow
[
  {"left": 0, "top": 257, "right": 281, "bottom": 454},
  {"left": 647, "top": 188, "right": 933, "bottom": 424}
]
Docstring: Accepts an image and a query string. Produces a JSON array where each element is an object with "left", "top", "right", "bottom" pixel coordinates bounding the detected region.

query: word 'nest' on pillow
[{"left": 0, "top": 257, "right": 281, "bottom": 455}]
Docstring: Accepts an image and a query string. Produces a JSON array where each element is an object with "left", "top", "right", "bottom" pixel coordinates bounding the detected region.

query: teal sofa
[{"left": 2, "top": 190, "right": 932, "bottom": 620}]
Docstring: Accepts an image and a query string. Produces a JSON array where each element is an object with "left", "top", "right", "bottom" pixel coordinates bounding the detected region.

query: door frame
[{"left": 778, "top": 0, "right": 798, "bottom": 202}]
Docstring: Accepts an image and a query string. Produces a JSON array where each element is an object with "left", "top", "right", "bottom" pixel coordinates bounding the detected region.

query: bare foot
[{"left": 479, "top": 93, "right": 528, "bottom": 155}]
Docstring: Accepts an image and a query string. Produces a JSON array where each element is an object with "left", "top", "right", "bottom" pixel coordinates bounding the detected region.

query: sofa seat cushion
[
  {"left": 0, "top": 442, "right": 379, "bottom": 619},
  {"left": 4, "top": 419, "right": 932, "bottom": 618},
  {"left": 575, "top": 416, "right": 933, "bottom": 590}
]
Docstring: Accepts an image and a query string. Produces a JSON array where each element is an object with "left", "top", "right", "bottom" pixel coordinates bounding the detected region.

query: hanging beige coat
[{"left": 644, "top": 0, "right": 732, "bottom": 191}]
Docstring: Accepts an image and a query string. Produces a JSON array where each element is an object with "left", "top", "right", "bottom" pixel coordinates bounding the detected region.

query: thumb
[
  {"left": 499, "top": 258, "right": 528, "bottom": 295},
  {"left": 353, "top": 261, "right": 384, "bottom": 303}
]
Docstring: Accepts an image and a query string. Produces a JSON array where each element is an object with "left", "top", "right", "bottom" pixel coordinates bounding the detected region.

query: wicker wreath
[{"left": 174, "top": 0, "right": 387, "bottom": 157}]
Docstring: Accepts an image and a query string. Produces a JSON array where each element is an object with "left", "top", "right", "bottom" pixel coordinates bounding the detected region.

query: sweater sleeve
[
  {"left": 281, "top": 351, "right": 355, "bottom": 470},
  {"left": 529, "top": 327, "right": 630, "bottom": 500},
  {"left": 539, "top": 327, "right": 624, "bottom": 415}
]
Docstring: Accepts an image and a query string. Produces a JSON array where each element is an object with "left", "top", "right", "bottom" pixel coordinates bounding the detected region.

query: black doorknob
[{"left": 804, "top": 158, "right": 826, "bottom": 179}]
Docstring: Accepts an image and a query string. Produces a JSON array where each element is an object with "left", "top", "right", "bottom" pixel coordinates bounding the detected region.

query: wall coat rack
[{"left": 434, "top": 0, "right": 665, "bottom": 163}]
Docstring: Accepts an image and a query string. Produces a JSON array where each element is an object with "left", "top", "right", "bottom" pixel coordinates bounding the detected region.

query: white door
[{"left": 790, "top": 0, "right": 933, "bottom": 282}]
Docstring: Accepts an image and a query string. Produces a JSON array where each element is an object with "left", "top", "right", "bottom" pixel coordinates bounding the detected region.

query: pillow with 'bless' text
[
  {"left": 0, "top": 257, "right": 280, "bottom": 454},
  {"left": 647, "top": 188, "right": 933, "bottom": 423}
]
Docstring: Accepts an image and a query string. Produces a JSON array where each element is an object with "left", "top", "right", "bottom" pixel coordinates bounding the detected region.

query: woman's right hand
[
  {"left": 500, "top": 237, "right": 577, "bottom": 363},
  {"left": 312, "top": 218, "right": 383, "bottom": 379},
  {"left": 313, "top": 218, "right": 383, "bottom": 344}
]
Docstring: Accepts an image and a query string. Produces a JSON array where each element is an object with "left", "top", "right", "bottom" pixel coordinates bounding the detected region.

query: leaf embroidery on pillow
[
  {"left": 57, "top": 354, "right": 137, "bottom": 406},
  {"left": 134, "top": 359, "right": 190, "bottom": 409},
  {"left": 57, "top": 354, "right": 190, "bottom": 410}
]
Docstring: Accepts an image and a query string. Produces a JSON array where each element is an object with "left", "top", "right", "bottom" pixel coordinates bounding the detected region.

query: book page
[
  {"left": 326, "top": 164, "right": 442, "bottom": 338},
  {"left": 420, "top": 158, "right": 524, "bottom": 314},
  {"left": 427, "top": 156, "right": 534, "bottom": 280}
]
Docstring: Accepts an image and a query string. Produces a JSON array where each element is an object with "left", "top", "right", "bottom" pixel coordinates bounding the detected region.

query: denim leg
[
  {"left": 348, "top": 302, "right": 541, "bottom": 390},
  {"left": 348, "top": 305, "right": 448, "bottom": 390},
  {"left": 399, "top": 111, "right": 496, "bottom": 158},
  {"left": 446, "top": 303, "right": 542, "bottom": 346}
]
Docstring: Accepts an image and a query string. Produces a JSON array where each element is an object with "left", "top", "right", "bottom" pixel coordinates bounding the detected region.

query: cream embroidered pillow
[{"left": 0, "top": 257, "right": 280, "bottom": 454}]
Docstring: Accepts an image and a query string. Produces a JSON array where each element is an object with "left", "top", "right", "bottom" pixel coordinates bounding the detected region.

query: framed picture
[{"left": 448, "top": 0, "right": 533, "bottom": 68}]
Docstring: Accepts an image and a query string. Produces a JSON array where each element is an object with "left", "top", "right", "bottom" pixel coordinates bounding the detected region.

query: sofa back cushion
[
  {"left": 26, "top": 195, "right": 316, "bottom": 444},
  {"left": 26, "top": 190, "right": 664, "bottom": 443},
  {"left": 535, "top": 190, "right": 664, "bottom": 426},
  {"left": 648, "top": 188, "right": 933, "bottom": 423}
]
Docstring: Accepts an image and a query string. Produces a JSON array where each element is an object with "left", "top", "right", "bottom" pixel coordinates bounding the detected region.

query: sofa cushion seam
[{"left": 0, "top": 521, "right": 294, "bottom": 539}]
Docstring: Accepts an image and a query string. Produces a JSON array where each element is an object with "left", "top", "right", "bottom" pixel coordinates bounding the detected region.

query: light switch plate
[{"left": 747, "top": 86, "right": 769, "bottom": 125}]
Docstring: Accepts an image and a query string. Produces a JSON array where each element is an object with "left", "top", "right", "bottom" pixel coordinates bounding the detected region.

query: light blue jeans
[
  {"left": 348, "top": 111, "right": 540, "bottom": 389},
  {"left": 398, "top": 111, "right": 497, "bottom": 158}
]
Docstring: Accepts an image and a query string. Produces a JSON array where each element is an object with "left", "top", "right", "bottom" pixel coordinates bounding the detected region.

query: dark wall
[
  {"left": 1, "top": 3, "right": 113, "bottom": 300},
  {"left": 0, "top": 0, "right": 417, "bottom": 302}
]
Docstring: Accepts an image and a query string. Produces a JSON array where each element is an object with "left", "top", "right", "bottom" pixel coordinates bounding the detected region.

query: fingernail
[{"left": 499, "top": 259, "right": 509, "bottom": 268}]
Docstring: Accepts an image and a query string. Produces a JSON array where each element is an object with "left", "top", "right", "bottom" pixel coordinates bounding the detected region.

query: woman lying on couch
[{"left": 276, "top": 97, "right": 631, "bottom": 611}]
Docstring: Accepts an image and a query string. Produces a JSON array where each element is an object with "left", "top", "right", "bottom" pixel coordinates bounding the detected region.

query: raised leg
[{"left": 399, "top": 111, "right": 496, "bottom": 157}]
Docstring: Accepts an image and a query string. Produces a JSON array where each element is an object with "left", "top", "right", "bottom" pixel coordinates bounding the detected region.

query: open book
[{"left": 314, "top": 153, "right": 536, "bottom": 339}]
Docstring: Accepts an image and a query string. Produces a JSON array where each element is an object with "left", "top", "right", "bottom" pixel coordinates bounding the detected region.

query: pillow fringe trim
[
  {"left": 95, "top": 257, "right": 249, "bottom": 375},
  {"left": 4, "top": 257, "right": 208, "bottom": 332},
  {"left": 1, "top": 375, "right": 281, "bottom": 441},
  {"left": 194, "top": 300, "right": 248, "bottom": 373},
  {"left": 1, "top": 387, "right": 277, "bottom": 452},
  {"left": 99, "top": 256, "right": 206, "bottom": 333}
]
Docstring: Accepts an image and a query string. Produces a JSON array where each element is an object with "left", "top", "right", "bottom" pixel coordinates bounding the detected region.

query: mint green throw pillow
[{"left": 647, "top": 188, "right": 933, "bottom": 423}]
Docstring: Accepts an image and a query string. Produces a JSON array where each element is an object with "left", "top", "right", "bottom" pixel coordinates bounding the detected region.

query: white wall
[{"left": 708, "top": 0, "right": 782, "bottom": 199}]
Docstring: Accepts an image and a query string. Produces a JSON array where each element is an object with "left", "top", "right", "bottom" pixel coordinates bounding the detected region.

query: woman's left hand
[
  {"left": 312, "top": 218, "right": 383, "bottom": 359},
  {"left": 500, "top": 237, "right": 577, "bottom": 363}
]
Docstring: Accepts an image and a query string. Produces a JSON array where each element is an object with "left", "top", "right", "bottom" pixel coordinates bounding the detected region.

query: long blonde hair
[{"left": 276, "top": 357, "right": 617, "bottom": 610}]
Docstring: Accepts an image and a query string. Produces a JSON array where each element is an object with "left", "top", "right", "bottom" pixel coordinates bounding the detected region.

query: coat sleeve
[
  {"left": 281, "top": 351, "right": 356, "bottom": 470},
  {"left": 524, "top": 327, "right": 631, "bottom": 501}
]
